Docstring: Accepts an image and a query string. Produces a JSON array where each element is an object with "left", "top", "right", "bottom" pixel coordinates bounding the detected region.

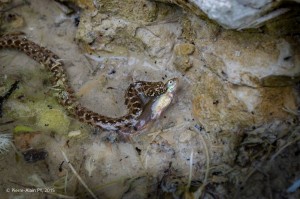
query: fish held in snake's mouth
[{"left": 134, "top": 78, "right": 179, "bottom": 131}]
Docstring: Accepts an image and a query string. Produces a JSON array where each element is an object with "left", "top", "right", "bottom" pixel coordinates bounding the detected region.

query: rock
[
  {"left": 13, "top": 132, "right": 42, "bottom": 151},
  {"left": 100, "top": 0, "right": 158, "bottom": 22},
  {"left": 174, "top": 55, "right": 192, "bottom": 73},
  {"left": 174, "top": 43, "right": 195, "bottom": 56},
  {"left": 173, "top": 43, "right": 195, "bottom": 72},
  {"left": 1, "top": 0, "right": 300, "bottom": 197},
  {"left": 200, "top": 32, "right": 300, "bottom": 88},
  {"left": 0, "top": 134, "right": 12, "bottom": 154},
  {"left": 0, "top": 0, "right": 12, "bottom": 3},
  {"left": 68, "top": 130, "right": 82, "bottom": 137},
  {"left": 59, "top": 0, "right": 95, "bottom": 10},
  {"left": 178, "top": 130, "right": 193, "bottom": 143},
  {"left": 154, "top": 0, "right": 299, "bottom": 30},
  {"left": 192, "top": 71, "right": 297, "bottom": 132},
  {"left": 22, "top": 148, "right": 48, "bottom": 163},
  {"left": 0, "top": 13, "right": 25, "bottom": 30},
  {"left": 76, "top": 0, "right": 159, "bottom": 48},
  {"left": 73, "top": 0, "right": 299, "bottom": 134}
]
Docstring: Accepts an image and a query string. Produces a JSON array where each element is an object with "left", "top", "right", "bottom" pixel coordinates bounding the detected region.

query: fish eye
[{"left": 168, "top": 80, "right": 173, "bottom": 84}]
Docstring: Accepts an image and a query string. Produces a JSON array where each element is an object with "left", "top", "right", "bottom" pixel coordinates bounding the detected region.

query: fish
[{"left": 134, "top": 78, "right": 179, "bottom": 131}]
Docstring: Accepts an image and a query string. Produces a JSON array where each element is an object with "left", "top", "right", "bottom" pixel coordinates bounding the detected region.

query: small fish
[{"left": 135, "top": 78, "right": 179, "bottom": 131}]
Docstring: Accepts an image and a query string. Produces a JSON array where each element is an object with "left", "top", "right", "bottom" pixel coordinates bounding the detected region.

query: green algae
[
  {"left": 6, "top": 99, "right": 71, "bottom": 134},
  {"left": 13, "top": 125, "right": 34, "bottom": 133},
  {"left": 34, "top": 102, "right": 71, "bottom": 134},
  {"left": 3, "top": 79, "right": 71, "bottom": 134}
]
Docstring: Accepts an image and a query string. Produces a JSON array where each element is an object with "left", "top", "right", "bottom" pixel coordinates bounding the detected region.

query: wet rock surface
[{"left": 0, "top": 0, "right": 299, "bottom": 198}]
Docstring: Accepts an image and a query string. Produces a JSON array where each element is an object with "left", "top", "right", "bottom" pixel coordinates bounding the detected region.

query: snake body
[{"left": 0, "top": 33, "right": 175, "bottom": 131}]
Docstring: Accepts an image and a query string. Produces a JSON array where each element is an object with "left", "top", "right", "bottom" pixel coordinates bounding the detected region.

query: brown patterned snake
[{"left": 0, "top": 33, "right": 177, "bottom": 131}]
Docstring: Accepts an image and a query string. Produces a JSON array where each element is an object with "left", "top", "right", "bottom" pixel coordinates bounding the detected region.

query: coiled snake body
[{"left": 0, "top": 33, "right": 177, "bottom": 131}]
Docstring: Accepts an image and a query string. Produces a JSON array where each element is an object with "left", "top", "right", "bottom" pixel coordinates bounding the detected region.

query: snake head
[{"left": 165, "top": 78, "right": 179, "bottom": 93}]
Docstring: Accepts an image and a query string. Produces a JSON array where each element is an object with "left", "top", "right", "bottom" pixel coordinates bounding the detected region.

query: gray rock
[{"left": 154, "top": 0, "right": 297, "bottom": 29}]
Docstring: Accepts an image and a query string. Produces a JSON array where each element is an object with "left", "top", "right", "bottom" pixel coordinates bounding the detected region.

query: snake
[
  {"left": 134, "top": 78, "right": 178, "bottom": 131},
  {"left": 0, "top": 33, "right": 177, "bottom": 131}
]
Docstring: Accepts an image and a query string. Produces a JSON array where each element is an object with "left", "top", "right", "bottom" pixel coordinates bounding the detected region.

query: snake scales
[{"left": 0, "top": 33, "right": 177, "bottom": 131}]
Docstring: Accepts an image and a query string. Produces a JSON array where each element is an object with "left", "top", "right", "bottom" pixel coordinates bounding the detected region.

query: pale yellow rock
[
  {"left": 68, "top": 130, "right": 82, "bottom": 137},
  {"left": 174, "top": 55, "right": 192, "bottom": 73},
  {"left": 174, "top": 43, "right": 195, "bottom": 56}
]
